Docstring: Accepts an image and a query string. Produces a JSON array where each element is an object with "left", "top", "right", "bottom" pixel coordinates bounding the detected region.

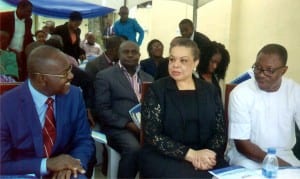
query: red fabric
[
  {"left": 0, "top": 11, "right": 34, "bottom": 81},
  {"left": 43, "top": 98, "right": 56, "bottom": 157}
]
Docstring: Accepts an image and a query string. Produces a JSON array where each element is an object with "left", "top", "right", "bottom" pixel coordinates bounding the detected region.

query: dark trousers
[{"left": 107, "top": 129, "right": 140, "bottom": 179}]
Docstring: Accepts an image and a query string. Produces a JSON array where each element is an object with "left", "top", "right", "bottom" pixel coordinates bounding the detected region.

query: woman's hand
[{"left": 185, "top": 148, "right": 217, "bottom": 170}]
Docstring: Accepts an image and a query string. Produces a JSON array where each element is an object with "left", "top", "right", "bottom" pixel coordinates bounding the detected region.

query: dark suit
[
  {"left": 94, "top": 65, "right": 153, "bottom": 177},
  {"left": 0, "top": 81, "right": 95, "bottom": 177},
  {"left": 85, "top": 53, "right": 112, "bottom": 80},
  {"left": 140, "top": 57, "right": 168, "bottom": 78},
  {"left": 71, "top": 66, "right": 94, "bottom": 109},
  {"left": 0, "top": 11, "right": 34, "bottom": 81},
  {"left": 53, "top": 22, "right": 85, "bottom": 60},
  {"left": 193, "top": 31, "right": 210, "bottom": 53}
]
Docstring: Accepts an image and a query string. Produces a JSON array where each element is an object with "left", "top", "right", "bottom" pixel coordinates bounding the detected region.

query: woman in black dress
[{"left": 139, "top": 38, "right": 228, "bottom": 178}]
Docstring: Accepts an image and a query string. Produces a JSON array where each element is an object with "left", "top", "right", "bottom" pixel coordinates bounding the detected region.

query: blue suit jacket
[{"left": 0, "top": 81, "right": 95, "bottom": 176}]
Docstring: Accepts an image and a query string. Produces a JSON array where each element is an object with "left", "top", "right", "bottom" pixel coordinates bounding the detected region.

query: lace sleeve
[
  {"left": 141, "top": 87, "right": 189, "bottom": 160},
  {"left": 206, "top": 96, "right": 227, "bottom": 156}
]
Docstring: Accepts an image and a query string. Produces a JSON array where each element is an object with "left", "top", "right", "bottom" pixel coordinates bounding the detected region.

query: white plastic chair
[{"left": 91, "top": 130, "right": 121, "bottom": 179}]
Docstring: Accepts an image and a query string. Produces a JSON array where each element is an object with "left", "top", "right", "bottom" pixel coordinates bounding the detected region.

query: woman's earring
[{"left": 193, "top": 68, "right": 199, "bottom": 78}]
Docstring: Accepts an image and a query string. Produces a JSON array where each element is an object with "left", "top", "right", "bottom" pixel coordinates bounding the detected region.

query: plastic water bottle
[{"left": 262, "top": 148, "right": 279, "bottom": 178}]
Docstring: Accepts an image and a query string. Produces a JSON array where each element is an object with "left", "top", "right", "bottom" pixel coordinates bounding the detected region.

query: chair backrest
[
  {"left": 140, "top": 81, "right": 152, "bottom": 145},
  {"left": 0, "top": 82, "right": 22, "bottom": 95},
  {"left": 224, "top": 84, "right": 237, "bottom": 129}
]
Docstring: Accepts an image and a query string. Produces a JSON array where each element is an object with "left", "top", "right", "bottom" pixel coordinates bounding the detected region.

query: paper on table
[{"left": 209, "top": 166, "right": 261, "bottom": 179}]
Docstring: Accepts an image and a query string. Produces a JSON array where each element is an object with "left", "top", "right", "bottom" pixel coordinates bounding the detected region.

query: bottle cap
[{"left": 267, "top": 147, "right": 276, "bottom": 154}]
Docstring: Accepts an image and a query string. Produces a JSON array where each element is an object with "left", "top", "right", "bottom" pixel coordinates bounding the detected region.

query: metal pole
[{"left": 193, "top": 0, "right": 198, "bottom": 29}]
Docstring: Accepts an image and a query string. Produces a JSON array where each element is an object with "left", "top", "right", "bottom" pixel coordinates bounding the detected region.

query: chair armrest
[{"left": 91, "top": 130, "right": 107, "bottom": 144}]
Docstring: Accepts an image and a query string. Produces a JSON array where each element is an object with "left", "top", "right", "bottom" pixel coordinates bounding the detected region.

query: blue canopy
[{"left": 3, "top": 0, "right": 115, "bottom": 18}]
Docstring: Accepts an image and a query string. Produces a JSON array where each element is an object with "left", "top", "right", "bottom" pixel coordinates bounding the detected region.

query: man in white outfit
[{"left": 227, "top": 43, "right": 300, "bottom": 169}]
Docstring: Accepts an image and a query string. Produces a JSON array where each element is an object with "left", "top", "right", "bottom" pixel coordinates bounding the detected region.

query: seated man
[
  {"left": 227, "top": 43, "right": 300, "bottom": 169},
  {"left": 94, "top": 41, "right": 153, "bottom": 178},
  {"left": 0, "top": 45, "right": 95, "bottom": 178}
]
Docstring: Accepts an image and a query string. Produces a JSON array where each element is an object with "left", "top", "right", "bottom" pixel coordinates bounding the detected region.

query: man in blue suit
[{"left": 0, "top": 45, "right": 95, "bottom": 178}]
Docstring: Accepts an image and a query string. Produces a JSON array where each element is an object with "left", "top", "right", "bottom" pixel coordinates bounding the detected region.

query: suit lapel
[
  {"left": 20, "top": 82, "right": 44, "bottom": 157},
  {"left": 115, "top": 66, "right": 138, "bottom": 101}
]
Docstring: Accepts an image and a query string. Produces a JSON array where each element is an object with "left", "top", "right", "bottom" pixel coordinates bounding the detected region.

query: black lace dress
[{"left": 139, "top": 77, "right": 228, "bottom": 178}]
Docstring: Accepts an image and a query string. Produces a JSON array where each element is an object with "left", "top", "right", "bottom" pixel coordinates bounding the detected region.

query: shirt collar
[
  {"left": 28, "top": 80, "right": 55, "bottom": 109},
  {"left": 190, "top": 31, "right": 195, "bottom": 41},
  {"left": 118, "top": 61, "right": 140, "bottom": 75}
]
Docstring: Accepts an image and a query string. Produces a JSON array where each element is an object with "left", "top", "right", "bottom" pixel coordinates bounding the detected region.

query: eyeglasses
[
  {"left": 252, "top": 64, "right": 285, "bottom": 77},
  {"left": 32, "top": 65, "right": 72, "bottom": 79}
]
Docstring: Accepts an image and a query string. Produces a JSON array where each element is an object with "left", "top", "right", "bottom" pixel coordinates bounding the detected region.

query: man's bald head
[
  {"left": 27, "top": 45, "right": 68, "bottom": 76},
  {"left": 119, "top": 41, "right": 140, "bottom": 54}
]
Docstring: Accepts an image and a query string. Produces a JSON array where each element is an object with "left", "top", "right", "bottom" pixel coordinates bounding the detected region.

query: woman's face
[
  {"left": 36, "top": 32, "right": 46, "bottom": 43},
  {"left": 150, "top": 41, "right": 163, "bottom": 58},
  {"left": 208, "top": 53, "right": 222, "bottom": 74},
  {"left": 168, "top": 46, "right": 198, "bottom": 82}
]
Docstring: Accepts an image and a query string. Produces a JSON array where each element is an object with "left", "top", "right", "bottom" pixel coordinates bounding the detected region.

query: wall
[
  {"left": 136, "top": 0, "right": 300, "bottom": 83},
  {"left": 227, "top": 0, "right": 300, "bottom": 83},
  {"left": 134, "top": 0, "right": 194, "bottom": 59}
]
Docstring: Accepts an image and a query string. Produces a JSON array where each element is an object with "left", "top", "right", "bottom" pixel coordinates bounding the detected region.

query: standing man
[
  {"left": 103, "top": 18, "right": 114, "bottom": 38},
  {"left": 0, "top": 0, "right": 34, "bottom": 81},
  {"left": 227, "top": 43, "right": 300, "bottom": 168},
  {"left": 179, "top": 19, "right": 211, "bottom": 61},
  {"left": 0, "top": 45, "right": 95, "bottom": 178},
  {"left": 113, "top": 6, "right": 144, "bottom": 46},
  {"left": 94, "top": 41, "right": 153, "bottom": 178},
  {"left": 53, "top": 11, "right": 85, "bottom": 61}
]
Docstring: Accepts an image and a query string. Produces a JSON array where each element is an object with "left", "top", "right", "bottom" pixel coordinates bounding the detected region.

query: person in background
[
  {"left": 34, "top": 30, "right": 47, "bottom": 43},
  {"left": 103, "top": 18, "right": 114, "bottom": 38},
  {"left": 85, "top": 36, "right": 124, "bottom": 81},
  {"left": 44, "top": 20, "right": 55, "bottom": 34},
  {"left": 47, "top": 35, "right": 78, "bottom": 67},
  {"left": 53, "top": 11, "right": 85, "bottom": 61},
  {"left": 0, "top": 45, "right": 95, "bottom": 178},
  {"left": 179, "top": 19, "right": 210, "bottom": 60},
  {"left": 227, "top": 43, "right": 300, "bottom": 169},
  {"left": 113, "top": 6, "right": 144, "bottom": 46},
  {"left": 139, "top": 38, "right": 228, "bottom": 178},
  {"left": 0, "top": 31, "right": 18, "bottom": 82},
  {"left": 42, "top": 25, "right": 51, "bottom": 40},
  {"left": 0, "top": 0, "right": 34, "bottom": 81},
  {"left": 140, "top": 39, "right": 168, "bottom": 78},
  {"left": 80, "top": 32, "right": 103, "bottom": 61},
  {"left": 94, "top": 41, "right": 153, "bottom": 178},
  {"left": 197, "top": 41, "right": 230, "bottom": 100}
]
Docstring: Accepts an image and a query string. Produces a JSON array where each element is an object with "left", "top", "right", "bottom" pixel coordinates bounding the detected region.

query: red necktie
[{"left": 43, "top": 98, "right": 56, "bottom": 157}]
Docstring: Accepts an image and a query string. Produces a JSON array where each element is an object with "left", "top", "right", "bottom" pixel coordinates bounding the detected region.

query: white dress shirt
[{"left": 9, "top": 12, "right": 25, "bottom": 52}]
